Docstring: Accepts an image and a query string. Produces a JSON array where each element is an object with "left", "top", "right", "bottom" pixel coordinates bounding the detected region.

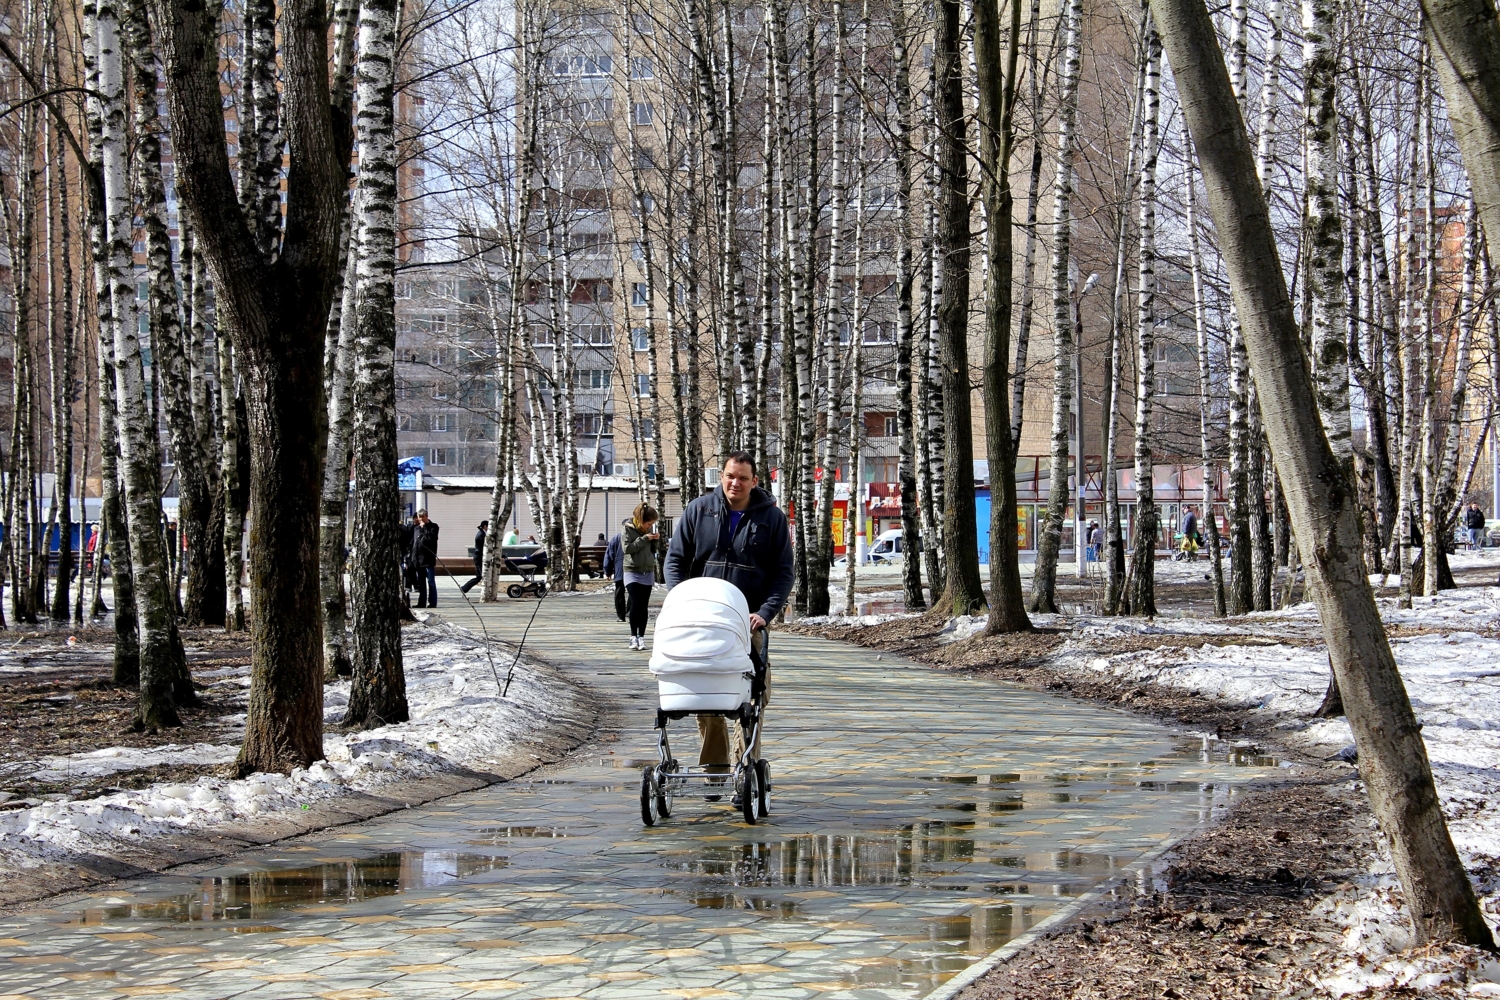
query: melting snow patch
[{"left": 0, "top": 623, "right": 581, "bottom": 865}]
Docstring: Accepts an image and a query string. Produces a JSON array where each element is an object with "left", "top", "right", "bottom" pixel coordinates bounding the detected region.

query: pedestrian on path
[
  {"left": 664, "top": 450, "right": 794, "bottom": 783},
  {"left": 1465, "top": 503, "right": 1486, "bottom": 550},
  {"left": 411, "top": 509, "right": 441, "bottom": 608},
  {"left": 460, "top": 520, "right": 488, "bottom": 594},
  {"left": 622, "top": 505, "right": 660, "bottom": 650},
  {"left": 602, "top": 530, "right": 627, "bottom": 621}
]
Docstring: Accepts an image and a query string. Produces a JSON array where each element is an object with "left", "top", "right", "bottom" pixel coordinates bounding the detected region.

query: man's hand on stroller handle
[{"left": 749, "top": 613, "right": 767, "bottom": 631}]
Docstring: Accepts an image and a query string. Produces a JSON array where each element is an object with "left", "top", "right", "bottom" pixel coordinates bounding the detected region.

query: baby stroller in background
[
  {"left": 499, "top": 544, "right": 548, "bottom": 598},
  {"left": 641, "top": 577, "right": 770, "bottom": 826}
]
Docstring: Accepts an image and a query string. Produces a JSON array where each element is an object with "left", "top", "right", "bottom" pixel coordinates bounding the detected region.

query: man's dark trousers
[{"left": 614, "top": 580, "right": 627, "bottom": 621}]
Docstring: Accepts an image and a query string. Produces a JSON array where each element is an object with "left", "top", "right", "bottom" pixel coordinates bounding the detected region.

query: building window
[
  {"left": 631, "top": 56, "right": 654, "bottom": 79},
  {"left": 631, "top": 240, "right": 645, "bottom": 261},
  {"left": 574, "top": 412, "right": 615, "bottom": 436},
  {"left": 635, "top": 373, "right": 651, "bottom": 397},
  {"left": 862, "top": 321, "right": 896, "bottom": 345},
  {"left": 884, "top": 416, "right": 897, "bottom": 437},
  {"left": 432, "top": 384, "right": 449, "bottom": 400},
  {"left": 571, "top": 323, "right": 612, "bottom": 347},
  {"left": 430, "top": 448, "right": 449, "bottom": 466},
  {"left": 632, "top": 326, "right": 650, "bottom": 351},
  {"left": 572, "top": 369, "right": 611, "bottom": 390},
  {"left": 637, "top": 417, "right": 655, "bottom": 440},
  {"left": 397, "top": 414, "right": 412, "bottom": 432},
  {"left": 432, "top": 413, "right": 449, "bottom": 432},
  {"left": 532, "top": 326, "right": 556, "bottom": 346},
  {"left": 632, "top": 102, "right": 653, "bottom": 126},
  {"left": 631, "top": 282, "right": 649, "bottom": 306}
]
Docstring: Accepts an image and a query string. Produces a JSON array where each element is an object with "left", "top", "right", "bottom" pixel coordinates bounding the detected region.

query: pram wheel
[
  {"left": 640, "top": 769, "right": 660, "bottom": 826},
  {"left": 739, "top": 766, "right": 758, "bottom": 825},
  {"left": 754, "top": 759, "right": 770, "bottom": 818},
  {"left": 507, "top": 583, "right": 524, "bottom": 599},
  {"left": 533, "top": 582, "right": 547, "bottom": 597}
]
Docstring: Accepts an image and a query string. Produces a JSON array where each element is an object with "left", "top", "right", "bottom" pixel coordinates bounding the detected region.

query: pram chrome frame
[{"left": 640, "top": 631, "right": 770, "bottom": 826}]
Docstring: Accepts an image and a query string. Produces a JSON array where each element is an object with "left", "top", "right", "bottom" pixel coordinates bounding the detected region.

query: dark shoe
[{"left": 731, "top": 794, "right": 743, "bottom": 808}]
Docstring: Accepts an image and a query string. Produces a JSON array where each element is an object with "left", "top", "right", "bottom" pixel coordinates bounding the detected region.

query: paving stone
[{"left": 0, "top": 586, "right": 1275, "bottom": 997}]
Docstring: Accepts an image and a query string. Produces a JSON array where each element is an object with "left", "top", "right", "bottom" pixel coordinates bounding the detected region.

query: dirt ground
[
  {"left": 783, "top": 562, "right": 1500, "bottom": 998},
  {"left": 0, "top": 626, "right": 251, "bottom": 805}
]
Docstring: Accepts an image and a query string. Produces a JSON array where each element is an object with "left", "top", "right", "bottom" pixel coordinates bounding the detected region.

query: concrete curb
[{"left": 923, "top": 836, "right": 1181, "bottom": 1000}]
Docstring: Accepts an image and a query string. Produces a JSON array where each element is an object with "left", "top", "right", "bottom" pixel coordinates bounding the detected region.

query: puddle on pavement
[
  {"left": 465, "top": 824, "right": 573, "bottom": 844},
  {"left": 62, "top": 851, "right": 507, "bottom": 928}
]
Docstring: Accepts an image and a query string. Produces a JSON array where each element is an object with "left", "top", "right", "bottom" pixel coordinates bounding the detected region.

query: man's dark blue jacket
[
  {"left": 664, "top": 485, "right": 794, "bottom": 622},
  {"left": 602, "top": 532, "right": 625, "bottom": 582}
]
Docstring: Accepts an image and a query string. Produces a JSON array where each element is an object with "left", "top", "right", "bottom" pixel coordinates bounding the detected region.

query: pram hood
[{"left": 649, "top": 577, "right": 753, "bottom": 676}]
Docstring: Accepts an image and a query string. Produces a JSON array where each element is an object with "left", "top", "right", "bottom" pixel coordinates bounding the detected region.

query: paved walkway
[{"left": 0, "top": 582, "right": 1278, "bottom": 999}]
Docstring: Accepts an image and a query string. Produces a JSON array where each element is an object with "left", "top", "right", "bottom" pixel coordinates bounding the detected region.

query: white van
[{"left": 868, "top": 528, "right": 911, "bottom": 563}]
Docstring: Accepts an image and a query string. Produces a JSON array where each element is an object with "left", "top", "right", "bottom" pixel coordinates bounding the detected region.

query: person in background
[
  {"left": 502, "top": 524, "right": 519, "bottom": 547},
  {"left": 602, "top": 530, "right": 627, "bottom": 621},
  {"left": 411, "top": 509, "right": 441, "bottom": 608},
  {"left": 399, "top": 515, "right": 416, "bottom": 608},
  {"left": 1181, "top": 506, "right": 1200, "bottom": 553},
  {"left": 1086, "top": 520, "right": 1102, "bottom": 563},
  {"left": 1465, "top": 502, "right": 1486, "bottom": 551},
  {"left": 622, "top": 504, "right": 660, "bottom": 650},
  {"left": 460, "top": 520, "right": 488, "bottom": 594}
]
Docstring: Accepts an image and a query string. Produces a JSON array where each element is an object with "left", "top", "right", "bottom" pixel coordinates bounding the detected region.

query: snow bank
[
  {"left": 1053, "top": 588, "right": 1500, "bottom": 994},
  {"left": 0, "top": 623, "right": 583, "bottom": 867}
]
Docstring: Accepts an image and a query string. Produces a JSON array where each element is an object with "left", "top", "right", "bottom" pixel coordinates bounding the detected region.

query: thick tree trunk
[
  {"left": 976, "top": 0, "right": 1030, "bottom": 633},
  {"left": 933, "top": 0, "right": 984, "bottom": 617},
  {"left": 151, "top": 0, "right": 348, "bottom": 772},
  {"left": 1153, "top": 0, "right": 1493, "bottom": 948},
  {"left": 1029, "top": 0, "right": 1081, "bottom": 616}
]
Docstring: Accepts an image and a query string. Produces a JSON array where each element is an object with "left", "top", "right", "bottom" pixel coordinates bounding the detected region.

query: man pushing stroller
[{"left": 664, "top": 451, "right": 794, "bottom": 800}]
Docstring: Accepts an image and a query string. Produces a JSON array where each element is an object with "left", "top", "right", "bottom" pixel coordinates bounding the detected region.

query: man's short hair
[
  {"left": 723, "top": 450, "right": 756, "bottom": 476},
  {"left": 416, "top": 508, "right": 428, "bottom": 517}
]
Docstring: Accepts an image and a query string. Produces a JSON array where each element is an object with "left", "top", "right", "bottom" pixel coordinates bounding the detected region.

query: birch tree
[
  {"left": 1128, "top": 22, "right": 1161, "bottom": 617},
  {"left": 1029, "top": 0, "right": 1082, "bottom": 615},
  {"left": 344, "top": 0, "right": 407, "bottom": 728},
  {"left": 1153, "top": 0, "right": 1493, "bottom": 948}
]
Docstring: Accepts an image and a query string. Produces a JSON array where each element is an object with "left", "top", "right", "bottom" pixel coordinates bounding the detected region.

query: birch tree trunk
[
  {"left": 1185, "top": 137, "right": 1226, "bottom": 616},
  {"left": 46, "top": 126, "right": 77, "bottom": 624},
  {"left": 344, "top": 0, "right": 407, "bottom": 727},
  {"left": 933, "top": 0, "right": 985, "bottom": 616},
  {"left": 1029, "top": 0, "right": 1082, "bottom": 615},
  {"left": 891, "top": 0, "right": 925, "bottom": 612},
  {"left": 102, "top": 0, "right": 193, "bottom": 728},
  {"left": 81, "top": 0, "right": 138, "bottom": 676},
  {"left": 319, "top": 257, "right": 356, "bottom": 680},
  {"left": 1303, "top": 0, "right": 1351, "bottom": 476},
  {"left": 127, "top": 0, "right": 221, "bottom": 629},
  {"left": 1129, "top": 24, "right": 1162, "bottom": 618},
  {"left": 808, "top": 0, "right": 850, "bottom": 620},
  {"left": 1153, "top": 0, "right": 1493, "bottom": 948}
]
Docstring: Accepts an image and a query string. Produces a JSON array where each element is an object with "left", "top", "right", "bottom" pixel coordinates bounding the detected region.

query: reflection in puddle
[
  {"left": 63, "top": 851, "right": 507, "bottom": 927},
  {"left": 466, "top": 825, "right": 572, "bottom": 844}
]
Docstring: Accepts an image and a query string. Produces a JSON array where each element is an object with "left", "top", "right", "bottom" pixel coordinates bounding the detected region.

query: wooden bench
[{"left": 574, "top": 545, "right": 606, "bottom": 579}]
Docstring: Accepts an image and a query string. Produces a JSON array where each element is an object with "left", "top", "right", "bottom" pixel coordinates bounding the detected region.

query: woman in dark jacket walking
[{"left": 622, "top": 503, "right": 660, "bottom": 649}]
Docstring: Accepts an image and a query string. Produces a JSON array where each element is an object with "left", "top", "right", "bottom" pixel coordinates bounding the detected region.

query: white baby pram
[{"left": 641, "top": 577, "right": 769, "bottom": 826}]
